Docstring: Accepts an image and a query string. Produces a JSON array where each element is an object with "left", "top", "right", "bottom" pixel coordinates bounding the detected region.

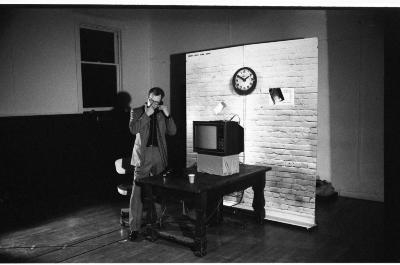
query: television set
[{"left": 193, "top": 120, "right": 244, "bottom": 156}]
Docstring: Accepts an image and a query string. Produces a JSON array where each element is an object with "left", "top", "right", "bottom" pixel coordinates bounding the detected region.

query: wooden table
[{"left": 136, "top": 164, "right": 271, "bottom": 256}]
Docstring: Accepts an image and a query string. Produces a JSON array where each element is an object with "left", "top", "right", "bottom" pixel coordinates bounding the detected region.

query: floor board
[{"left": 0, "top": 197, "right": 388, "bottom": 262}]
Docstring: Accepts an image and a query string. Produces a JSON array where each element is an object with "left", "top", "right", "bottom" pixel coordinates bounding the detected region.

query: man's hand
[
  {"left": 159, "top": 105, "right": 170, "bottom": 117},
  {"left": 145, "top": 104, "right": 155, "bottom": 116}
]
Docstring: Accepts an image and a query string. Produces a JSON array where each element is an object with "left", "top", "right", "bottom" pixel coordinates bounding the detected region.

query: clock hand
[
  {"left": 238, "top": 75, "right": 246, "bottom": 81},
  {"left": 243, "top": 75, "right": 250, "bottom": 81}
]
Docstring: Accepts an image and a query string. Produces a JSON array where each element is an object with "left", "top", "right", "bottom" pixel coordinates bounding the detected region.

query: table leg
[
  {"left": 193, "top": 192, "right": 207, "bottom": 257},
  {"left": 252, "top": 173, "right": 266, "bottom": 224}
]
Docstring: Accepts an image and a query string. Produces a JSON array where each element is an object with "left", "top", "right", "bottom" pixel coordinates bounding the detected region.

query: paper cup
[{"left": 188, "top": 173, "right": 195, "bottom": 184}]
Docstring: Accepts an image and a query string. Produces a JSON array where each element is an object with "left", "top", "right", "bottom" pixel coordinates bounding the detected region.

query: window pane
[
  {"left": 80, "top": 28, "right": 115, "bottom": 63},
  {"left": 81, "top": 64, "right": 117, "bottom": 108}
]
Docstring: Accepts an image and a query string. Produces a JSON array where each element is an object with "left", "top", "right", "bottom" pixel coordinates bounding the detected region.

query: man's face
[{"left": 147, "top": 93, "right": 162, "bottom": 109}]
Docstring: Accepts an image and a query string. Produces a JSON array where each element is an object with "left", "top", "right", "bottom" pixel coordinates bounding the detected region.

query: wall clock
[{"left": 232, "top": 67, "right": 257, "bottom": 95}]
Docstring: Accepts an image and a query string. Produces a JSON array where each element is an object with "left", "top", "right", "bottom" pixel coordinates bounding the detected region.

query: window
[{"left": 78, "top": 25, "right": 120, "bottom": 110}]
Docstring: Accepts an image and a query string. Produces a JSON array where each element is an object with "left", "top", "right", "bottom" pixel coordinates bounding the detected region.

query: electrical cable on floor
[
  {"left": 0, "top": 241, "right": 125, "bottom": 250},
  {"left": 229, "top": 114, "right": 240, "bottom": 124},
  {"left": 5, "top": 227, "right": 128, "bottom": 263},
  {"left": 2, "top": 199, "right": 246, "bottom": 261},
  {"left": 166, "top": 198, "right": 223, "bottom": 226},
  {"left": 205, "top": 198, "right": 223, "bottom": 224},
  {"left": 56, "top": 236, "right": 129, "bottom": 263},
  {"left": 0, "top": 227, "right": 126, "bottom": 250},
  {"left": 230, "top": 190, "right": 245, "bottom": 207},
  {"left": 3, "top": 193, "right": 241, "bottom": 255}
]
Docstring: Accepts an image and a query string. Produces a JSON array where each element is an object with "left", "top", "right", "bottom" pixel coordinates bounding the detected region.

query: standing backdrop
[{"left": 186, "top": 38, "right": 318, "bottom": 228}]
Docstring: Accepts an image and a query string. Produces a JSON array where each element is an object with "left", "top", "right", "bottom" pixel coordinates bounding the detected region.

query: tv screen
[
  {"left": 193, "top": 121, "right": 244, "bottom": 156},
  {"left": 195, "top": 125, "right": 217, "bottom": 150}
]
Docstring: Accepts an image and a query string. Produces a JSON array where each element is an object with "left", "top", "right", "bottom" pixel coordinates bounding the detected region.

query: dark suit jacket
[{"left": 129, "top": 105, "right": 176, "bottom": 168}]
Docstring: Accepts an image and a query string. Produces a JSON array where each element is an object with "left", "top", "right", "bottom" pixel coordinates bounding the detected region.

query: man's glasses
[
  {"left": 148, "top": 98, "right": 161, "bottom": 104},
  {"left": 148, "top": 98, "right": 161, "bottom": 108}
]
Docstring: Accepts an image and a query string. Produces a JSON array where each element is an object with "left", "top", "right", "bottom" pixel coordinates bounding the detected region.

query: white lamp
[{"left": 213, "top": 101, "right": 226, "bottom": 115}]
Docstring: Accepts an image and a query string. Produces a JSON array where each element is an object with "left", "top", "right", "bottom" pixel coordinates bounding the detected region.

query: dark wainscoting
[{"left": 0, "top": 111, "right": 134, "bottom": 231}]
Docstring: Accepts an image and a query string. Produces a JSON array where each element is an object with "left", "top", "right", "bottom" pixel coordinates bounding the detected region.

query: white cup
[{"left": 188, "top": 173, "right": 195, "bottom": 184}]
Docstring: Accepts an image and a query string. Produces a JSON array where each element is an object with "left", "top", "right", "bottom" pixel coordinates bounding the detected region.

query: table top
[{"left": 136, "top": 164, "right": 271, "bottom": 194}]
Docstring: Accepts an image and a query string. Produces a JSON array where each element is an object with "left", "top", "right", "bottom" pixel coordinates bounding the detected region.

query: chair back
[
  {"left": 115, "top": 157, "right": 135, "bottom": 175},
  {"left": 115, "top": 158, "right": 126, "bottom": 174}
]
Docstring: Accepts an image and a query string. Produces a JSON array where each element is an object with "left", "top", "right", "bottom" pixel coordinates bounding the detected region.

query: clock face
[{"left": 232, "top": 67, "right": 257, "bottom": 95}]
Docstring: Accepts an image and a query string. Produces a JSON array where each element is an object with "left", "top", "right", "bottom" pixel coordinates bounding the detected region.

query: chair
[
  {"left": 114, "top": 157, "right": 135, "bottom": 227},
  {"left": 115, "top": 159, "right": 190, "bottom": 228}
]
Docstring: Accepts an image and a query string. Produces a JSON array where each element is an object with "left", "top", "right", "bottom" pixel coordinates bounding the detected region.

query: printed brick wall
[{"left": 186, "top": 38, "right": 318, "bottom": 224}]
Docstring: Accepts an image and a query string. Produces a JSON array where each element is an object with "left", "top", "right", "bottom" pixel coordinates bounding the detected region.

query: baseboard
[
  {"left": 339, "top": 190, "right": 384, "bottom": 202},
  {"left": 224, "top": 201, "right": 316, "bottom": 229},
  {"left": 264, "top": 207, "right": 316, "bottom": 229}
]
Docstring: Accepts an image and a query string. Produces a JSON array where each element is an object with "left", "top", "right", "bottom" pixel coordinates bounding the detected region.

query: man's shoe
[{"left": 128, "top": 230, "right": 140, "bottom": 241}]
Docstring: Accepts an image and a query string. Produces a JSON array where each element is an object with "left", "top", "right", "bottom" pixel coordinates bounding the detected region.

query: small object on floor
[
  {"left": 120, "top": 209, "right": 129, "bottom": 227},
  {"left": 128, "top": 230, "right": 140, "bottom": 241},
  {"left": 316, "top": 179, "right": 338, "bottom": 201}
]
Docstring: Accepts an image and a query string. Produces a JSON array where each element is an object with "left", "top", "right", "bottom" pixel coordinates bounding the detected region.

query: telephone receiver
[
  {"left": 154, "top": 101, "right": 163, "bottom": 113},
  {"left": 146, "top": 100, "right": 163, "bottom": 110}
]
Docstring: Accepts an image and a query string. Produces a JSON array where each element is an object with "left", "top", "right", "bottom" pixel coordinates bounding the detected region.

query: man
[{"left": 128, "top": 87, "right": 177, "bottom": 241}]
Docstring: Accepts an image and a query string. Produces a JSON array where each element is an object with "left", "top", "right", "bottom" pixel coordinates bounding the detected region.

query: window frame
[{"left": 75, "top": 23, "right": 122, "bottom": 112}]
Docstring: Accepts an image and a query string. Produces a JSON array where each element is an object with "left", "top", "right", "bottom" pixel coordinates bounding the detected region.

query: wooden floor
[{"left": 0, "top": 196, "right": 388, "bottom": 262}]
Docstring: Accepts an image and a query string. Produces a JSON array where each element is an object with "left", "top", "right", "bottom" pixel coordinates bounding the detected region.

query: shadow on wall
[
  {"left": 326, "top": 10, "right": 384, "bottom": 202},
  {"left": 109, "top": 91, "right": 135, "bottom": 160}
]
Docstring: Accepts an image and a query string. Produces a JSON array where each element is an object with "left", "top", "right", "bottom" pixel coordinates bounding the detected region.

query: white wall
[
  {"left": 119, "top": 12, "right": 152, "bottom": 108},
  {"left": 0, "top": 9, "right": 78, "bottom": 115},
  {"left": 148, "top": 9, "right": 232, "bottom": 107},
  {"left": 0, "top": 8, "right": 384, "bottom": 202},
  {"left": 186, "top": 39, "right": 319, "bottom": 227},
  {"left": 0, "top": 8, "right": 152, "bottom": 116},
  {"left": 149, "top": 9, "right": 383, "bottom": 202},
  {"left": 326, "top": 11, "right": 384, "bottom": 201}
]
